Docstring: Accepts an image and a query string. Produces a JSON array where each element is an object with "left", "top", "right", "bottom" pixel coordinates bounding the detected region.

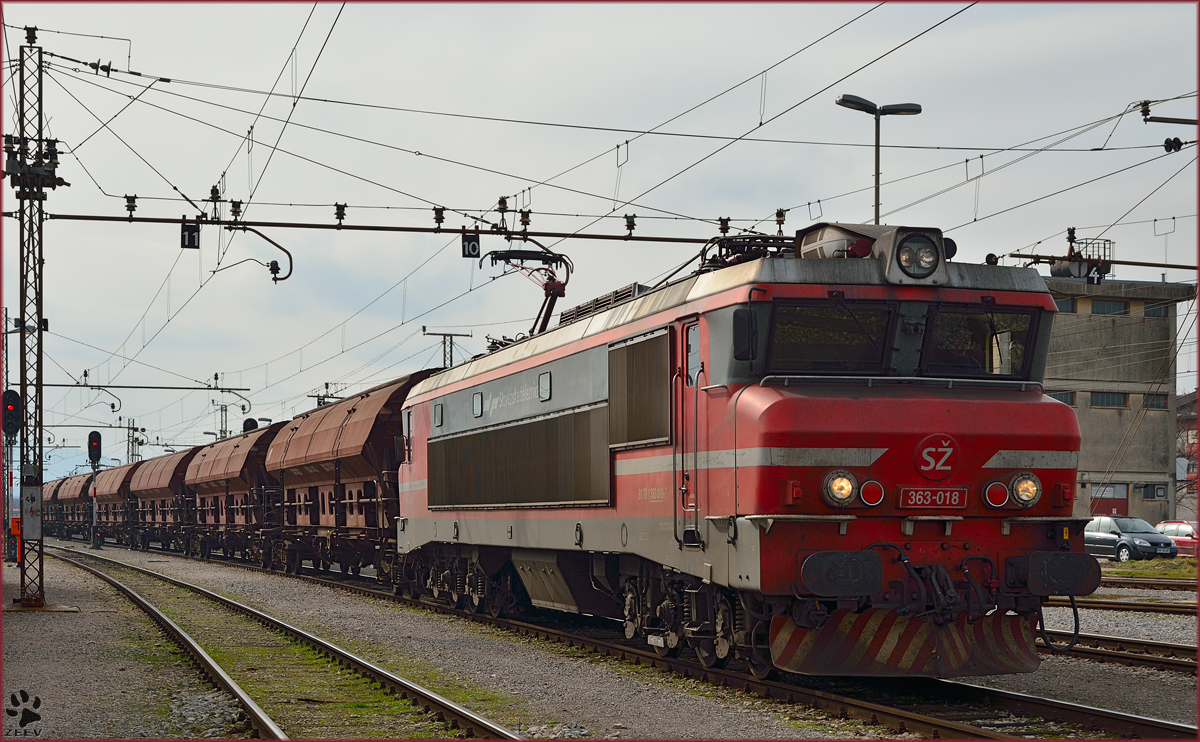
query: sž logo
[{"left": 914, "top": 433, "right": 959, "bottom": 481}]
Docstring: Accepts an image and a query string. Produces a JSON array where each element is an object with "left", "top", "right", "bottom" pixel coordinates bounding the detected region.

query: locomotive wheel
[
  {"left": 692, "top": 639, "right": 729, "bottom": 669},
  {"left": 465, "top": 590, "right": 484, "bottom": 613},
  {"left": 745, "top": 617, "right": 777, "bottom": 680},
  {"left": 713, "top": 596, "right": 735, "bottom": 667},
  {"left": 652, "top": 632, "right": 682, "bottom": 658},
  {"left": 1116, "top": 545, "right": 1133, "bottom": 562},
  {"left": 748, "top": 649, "right": 776, "bottom": 681},
  {"left": 622, "top": 583, "right": 641, "bottom": 640}
]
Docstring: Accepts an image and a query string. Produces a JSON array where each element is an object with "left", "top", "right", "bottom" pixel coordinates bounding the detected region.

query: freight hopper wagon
[
  {"left": 93, "top": 461, "right": 141, "bottom": 545},
  {"left": 129, "top": 448, "right": 199, "bottom": 552},
  {"left": 186, "top": 421, "right": 285, "bottom": 562},
  {"left": 262, "top": 371, "right": 436, "bottom": 575},
  {"left": 50, "top": 473, "right": 94, "bottom": 541},
  {"left": 393, "top": 222, "right": 1101, "bottom": 679}
]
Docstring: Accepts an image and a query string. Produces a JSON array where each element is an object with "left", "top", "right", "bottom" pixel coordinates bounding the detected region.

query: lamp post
[{"left": 835, "top": 94, "right": 922, "bottom": 225}]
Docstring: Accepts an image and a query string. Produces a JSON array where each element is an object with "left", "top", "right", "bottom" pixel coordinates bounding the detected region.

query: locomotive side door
[{"left": 677, "top": 320, "right": 707, "bottom": 549}]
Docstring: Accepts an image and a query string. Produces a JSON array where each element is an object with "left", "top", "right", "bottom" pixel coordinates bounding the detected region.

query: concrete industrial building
[{"left": 1041, "top": 277, "right": 1195, "bottom": 523}]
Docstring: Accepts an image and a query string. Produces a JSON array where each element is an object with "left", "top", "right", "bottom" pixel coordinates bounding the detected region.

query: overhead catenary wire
[
  {"left": 38, "top": 44, "right": 1191, "bottom": 154},
  {"left": 242, "top": 2, "right": 344, "bottom": 220},
  {"left": 943, "top": 146, "right": 1196, "bottom": 233}
]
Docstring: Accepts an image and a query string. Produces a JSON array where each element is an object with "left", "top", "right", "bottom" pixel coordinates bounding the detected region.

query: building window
[
  {"left": 1136, "top": 483, "right": 1167, "bottom": 500},
  {"left": 1142, "top": 393, "right": 1168, "bottom": 410},
  {"left": 538, "top": 372, "right": 551, "bottom": 401},
  {"left": 1047, "top": 391, "right": 1076, "bottom": 406},
  {"left": 1144, "top": 302, "right": 1168, "bottom": 319},
  {"left": 1188, "top": 429, "right": 1197, "bottom": 445},
  {"left": 1091, "top": 300, "right": 1129, "bottom": 316},
  {"left": 1093, "top": 483, "right": 1128, "bottom": 500},
  {"left": 1054, "top": 298, "right": 1076, "bottom": 314},
  {"left": 433, "top": 403, "right": 443, "bottom": 427},
  {"left": 1090, "top": 392, "right": 1128, "bottom": 408},
  {"left": 472, "top": 391, "right": 483, "bottom": 418}
]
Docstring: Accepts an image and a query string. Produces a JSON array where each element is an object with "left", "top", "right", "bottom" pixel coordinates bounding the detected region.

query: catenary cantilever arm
[{"left": 228, "top": 225, "right": 293, "bottom": 282}]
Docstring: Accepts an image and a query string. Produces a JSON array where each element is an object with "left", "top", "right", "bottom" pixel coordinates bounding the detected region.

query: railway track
[
  {"left": 47, "top": 546, "right": 520, "bottom": 740},
  {"left": 1038, "top": 630, "right": 1196, "bottom": 674},
  {"left": 1044, "top": 596, "right": 1197, "bottom": 614},
  {"left": 58, "top": 540, "right": 1197, "bottom": 740},
  {"left": 1098, "top": 576, "right": 1197, "bottom": 592}
]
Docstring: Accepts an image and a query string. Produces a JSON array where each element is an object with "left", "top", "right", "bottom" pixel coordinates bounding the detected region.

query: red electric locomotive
[{"left": 393, "top": 222, "right": 1100, "bottom": 678}]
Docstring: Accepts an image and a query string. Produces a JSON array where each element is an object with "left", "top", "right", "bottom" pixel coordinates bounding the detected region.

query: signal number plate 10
[{"left": 900, "top": 487, "right": 968, "bottom": 508}]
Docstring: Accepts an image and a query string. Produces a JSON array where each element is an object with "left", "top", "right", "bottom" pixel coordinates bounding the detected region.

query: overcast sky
[{"left": 2, "top": 2, "right": 1196, "bottom": 479}]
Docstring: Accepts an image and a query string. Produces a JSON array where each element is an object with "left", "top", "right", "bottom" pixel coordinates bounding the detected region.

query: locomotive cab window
[
  {"left": 768, "top": 303, "right": 893, "bottom": 374},
  {"left": 685, "top": 324, "right": 701, "bottom": 386},
  {"left": 921, "top": 308, "right": 1034, "bottom": 378},
  {"left": 538, "top": 372, "right": 551, "bottom": 401}
]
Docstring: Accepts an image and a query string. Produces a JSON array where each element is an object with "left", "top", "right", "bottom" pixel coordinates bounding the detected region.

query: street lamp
[{"left": 835, "top": 94, "right": 921, "bottom": 225}]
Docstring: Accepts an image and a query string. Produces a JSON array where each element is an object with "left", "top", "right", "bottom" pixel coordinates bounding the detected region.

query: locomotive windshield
[
  {"left": 769, "top": 304, "right": 892, "bottom": 374},
  {"left": 766, "top": 301, "right": 1040, "bottom": 379},
  {"left": 923, "top": 308, "right": 1032, "bottom": 377}
]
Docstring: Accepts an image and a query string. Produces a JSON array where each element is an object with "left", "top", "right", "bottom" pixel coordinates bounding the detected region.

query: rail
[
  {"left": 1044, "top": 596, "right": 1196, "bottom": 615},
  {"left": 1099, "top": 576, "right": 1196, "bottom": 592},
  {"left": 1038, "top": 629, "right": 1196, "bottom": 674}
]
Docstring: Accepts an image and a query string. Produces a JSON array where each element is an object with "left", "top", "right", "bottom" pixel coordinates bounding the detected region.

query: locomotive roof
[{"left": 407, "top": 252, "right": 1049, "bottom": 399}]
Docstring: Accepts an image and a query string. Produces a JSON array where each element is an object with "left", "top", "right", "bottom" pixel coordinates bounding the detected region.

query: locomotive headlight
[
  {"left": 822, "top": 470, "right": 857, "bottom": 507},
  {"left": 1010, "top": 472, "right": 1041, "bottom": 507},
  {"left": 896, "top": 234, "right": 939, "bottom": 278}
]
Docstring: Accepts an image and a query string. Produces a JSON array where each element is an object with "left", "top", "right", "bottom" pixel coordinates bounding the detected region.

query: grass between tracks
[{"left": 1100, "top": 557, "right": 1198, "bottom": 580}]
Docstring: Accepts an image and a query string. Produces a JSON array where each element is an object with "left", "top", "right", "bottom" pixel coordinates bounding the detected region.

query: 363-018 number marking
[{"left": 900, "top": 487, "right": 968, "bottom": 508}]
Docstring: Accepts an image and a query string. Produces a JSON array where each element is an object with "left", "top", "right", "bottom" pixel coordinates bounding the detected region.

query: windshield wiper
[{"left": 831, "top": 291, "right": 879, "bottom": 346}]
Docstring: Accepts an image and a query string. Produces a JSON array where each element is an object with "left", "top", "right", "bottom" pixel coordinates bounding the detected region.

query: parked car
[
  {"left": 1084, "top": 516, "right": 1178, "bottom": 561},
  {"left": 1155, "top": 520, "right": 1199, "bottom": 558}
]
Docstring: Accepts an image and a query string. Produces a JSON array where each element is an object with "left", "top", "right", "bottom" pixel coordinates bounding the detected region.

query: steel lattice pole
[{"left": 17, "top": 41, "right": 46, "bottom": 607}]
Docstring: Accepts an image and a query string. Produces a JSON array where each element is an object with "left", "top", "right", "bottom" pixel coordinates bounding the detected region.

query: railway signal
[
  {"left": 3, "top": 389, "right": 20, "bottom": 438},
  {"left": 87, "top": 431, "right": 101, "bottom": 463}
]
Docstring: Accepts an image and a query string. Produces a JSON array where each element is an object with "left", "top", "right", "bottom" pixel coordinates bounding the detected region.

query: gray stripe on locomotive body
[
  {"left": 613, "top": 447, "right": 889, "bottom": 476},
  {"left": 982, "top": 450, "right": 1079, "bottom": 469},
  {"left": 398, "top": 514, "right": 763, "bottom": 592}
]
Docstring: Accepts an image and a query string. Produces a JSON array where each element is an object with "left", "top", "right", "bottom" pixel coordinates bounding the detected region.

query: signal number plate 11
[{"left": 900, "top": 487, "right": 968, "bottom": 508}]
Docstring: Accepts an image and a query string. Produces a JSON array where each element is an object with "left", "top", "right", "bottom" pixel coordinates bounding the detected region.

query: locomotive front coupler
[{"left": 864, "top": 542, "right": 927, "bottom": 616}]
